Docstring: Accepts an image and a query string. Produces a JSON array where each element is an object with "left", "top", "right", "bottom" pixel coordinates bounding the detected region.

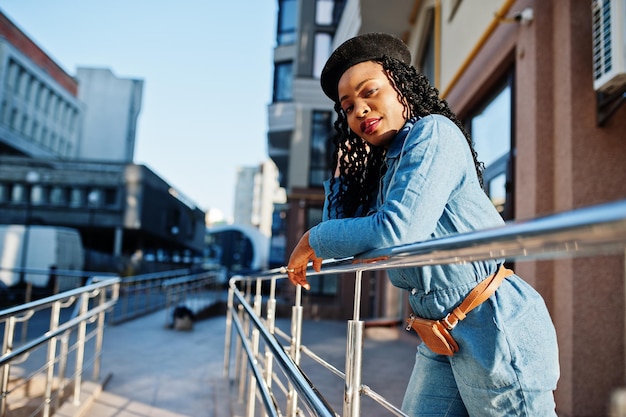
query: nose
[{"left": 355, "top": 101, "right": 369, "bottom": 118}]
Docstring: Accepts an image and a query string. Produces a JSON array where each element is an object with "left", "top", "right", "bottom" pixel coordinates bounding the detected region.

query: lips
[{"left": 360, "top": 118, "right": 380, "bottom": 135}]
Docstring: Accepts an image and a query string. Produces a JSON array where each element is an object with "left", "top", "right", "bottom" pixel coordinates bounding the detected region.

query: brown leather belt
[{"left": 440, "top": 265, "right": 514, "bottom": 330}]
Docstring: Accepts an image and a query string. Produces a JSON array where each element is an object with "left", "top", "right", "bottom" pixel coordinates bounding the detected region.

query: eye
[
  {"left": 364, "top": 88, "right": 378, "bottom": 97},
  {"left": 343, "top": 105, "right": 353, "bottom": 115}
]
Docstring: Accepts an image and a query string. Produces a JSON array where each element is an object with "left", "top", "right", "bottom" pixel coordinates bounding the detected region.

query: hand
[{"left": 286, "top": 230, "right": 323, "bottom": 290}]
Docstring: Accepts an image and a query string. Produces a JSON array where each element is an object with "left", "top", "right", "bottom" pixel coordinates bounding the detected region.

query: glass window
[
  {"left": 309, "top": 111, "right": 333, "bottom": 186},
  {"left": 31, "top": 185, "right": 48, "bottom": 205},
  {"left": 419, "top": 15, "right": 435, "bottom": 85},
  {"left": 277, "top": 0, "right": 297, "bottom": 45},
  {"left": 0, "top": 184, "right": 8, "bottom": 202},
  {"left": 466, "top": 75, "right": 514, "bottom": 220},
  {"left": 70, "top": 188, "right": 84, "bottom": 207},
  {"left": 316, "top": 0, "right": 334, "bottom": 25},
  {"left": 273, "top": 61, "right": 293, "bottom": 102},
  {"left": 11, "top": 184, "right": 26, "bottom": 203},
  {"left": 50, "top": 186, "right": 67, "bottom": 205},
  {"left": 313, "top": 33, "right": 332, "bottom": 79},
  {"left": 471, "top": 85, "right": 511, "bottom": 167}
]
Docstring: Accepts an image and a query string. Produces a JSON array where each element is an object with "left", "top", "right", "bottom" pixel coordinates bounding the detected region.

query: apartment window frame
[
  {"left": 277, "top": 0, "right": 297, "bottom": 45},
  {"left": 465, "top": 71, "right": 515, "bottom": 221},
  {"left": 309, "top": 110, "right": 333, "bottom": 187},
  {"left": 273, "top": 61, "right": 294, "bottom": 102}
]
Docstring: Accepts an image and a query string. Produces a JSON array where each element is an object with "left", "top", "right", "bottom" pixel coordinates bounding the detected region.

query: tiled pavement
[{"left": 60, "top": 309, "right": 418, "bottom": 417}]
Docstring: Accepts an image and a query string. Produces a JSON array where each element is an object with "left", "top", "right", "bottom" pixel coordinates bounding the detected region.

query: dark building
[{"left": 0, "top": 156, "right": 205, "bottom": 275}]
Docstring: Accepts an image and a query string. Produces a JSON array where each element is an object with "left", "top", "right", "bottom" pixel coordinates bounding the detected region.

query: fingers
[
  {"left": 285, "top": 268, "right": 310, "bottom": 291},
  {"left": 312, "top": 258, "right": 322, "bottom": 272}
]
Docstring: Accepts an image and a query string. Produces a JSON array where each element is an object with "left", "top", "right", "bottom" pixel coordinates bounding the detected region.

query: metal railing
[
  {"left": 107, "top": 266, "right": 226, "bottom": 325},
  {"left": 0, "top": 278, "right": 120, "bottom": 417},
  {"left": 0, "top": 265, "right": 226, "bottom": 417},
  {"left": 224, "top": 199, "right": 626, "bottom": 417}
]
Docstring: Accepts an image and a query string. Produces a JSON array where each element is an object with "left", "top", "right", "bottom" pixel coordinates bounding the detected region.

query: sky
[{"left": 0, "top": 1, "right": 277, "bottom": 221}]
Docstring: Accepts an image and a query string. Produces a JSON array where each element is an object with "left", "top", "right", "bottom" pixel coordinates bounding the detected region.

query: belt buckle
[{"left": 442, "top": 313, "right": 457, "bottom": 330}]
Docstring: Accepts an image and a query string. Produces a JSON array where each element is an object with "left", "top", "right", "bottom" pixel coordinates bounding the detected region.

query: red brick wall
[{"left": 0, "top": 11, "right": 78, "bottom": 96}]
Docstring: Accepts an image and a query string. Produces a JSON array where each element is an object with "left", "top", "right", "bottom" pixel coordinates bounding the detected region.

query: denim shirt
[{"left": 309, "top": 115, "right": 506, "bottom": 318}]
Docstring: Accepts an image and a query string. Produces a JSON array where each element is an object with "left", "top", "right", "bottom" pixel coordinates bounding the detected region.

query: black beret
[{"left": 320, "top": 32, "right": 412, "bottom": 102}]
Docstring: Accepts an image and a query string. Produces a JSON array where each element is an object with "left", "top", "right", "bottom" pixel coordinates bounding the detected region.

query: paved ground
[{"left": 66, "top": 308, "right": 419, "bottom": 417}]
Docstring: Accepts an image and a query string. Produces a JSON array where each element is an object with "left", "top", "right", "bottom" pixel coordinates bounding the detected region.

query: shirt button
[{"left": 411, "top": 288, "right": 417, "bottom": 295}]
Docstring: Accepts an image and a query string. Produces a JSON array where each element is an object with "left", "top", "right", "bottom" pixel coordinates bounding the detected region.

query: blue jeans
[{"left": 401, "top": 276, "right": 559, "bottom": 416}]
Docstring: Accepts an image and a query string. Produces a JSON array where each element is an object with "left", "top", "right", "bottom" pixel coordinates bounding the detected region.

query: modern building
[
  {"left": 271, "top": 1, "right": 626, "bottom": 415},
  {"left": 234, "top": 159, "right": 285, "bottom": 238},
  {"left": 0, "top": 10, "right": 206, "bottom": 276},
  {"left": 268, "top": 0, "right": 414, "bottom": 320},
  {"left": 0, "top": 155, "right": 206, "bottom": 274},
  {"left": 75, "top": 67, "right": 143, "bottom": 162},
  {"left": 0, "top": 12, "right": 83, "bottom": 159}
]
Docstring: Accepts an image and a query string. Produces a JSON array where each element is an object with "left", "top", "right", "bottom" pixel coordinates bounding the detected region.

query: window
[
  {"left": 50, "top": 186, "right": 67, "bottom": 205},
  {"left": 277, "top": 0, "right": 297, "bottom": 45},
  {"left": 315, "top": 0, "right": 334, "bottom": 25},
  {"left": 11, "top": 184, "right": 26, "bottom": 203},
  {"left": 309, "top": 111, "right": 333, "bottom": 186},
  {"left": 31, "top": 185, "right": 48, "bottom": 205},
  {"left": 465, "top": 74, "right": 514, "bottom": 220},
  {"left": 419, "top": 13, "right": 435, "bottom": 85},
  {"left": 273, "top": 61, "right": 293, "bottom": 102},
  {"left": 0, "top": 183, "right": 9, "bottom": 203},
  {"left": 70, "top": 188, "right": 84, "bottom": 207},
  {"left": 313, "top": 32, "right": 332, "bottom": 78}
]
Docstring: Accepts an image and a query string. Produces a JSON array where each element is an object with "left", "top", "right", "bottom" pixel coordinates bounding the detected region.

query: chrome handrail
[
  {"left": 224, "top": 199, "right": 626, "bottom": 416},
  {"left": 0, "top": 278, "right": 120, "bottom": 417}
]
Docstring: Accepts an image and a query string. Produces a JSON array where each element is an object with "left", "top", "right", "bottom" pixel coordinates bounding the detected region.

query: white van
[{"left": 0, "top": 225, "right": 84, "bottom": 290}]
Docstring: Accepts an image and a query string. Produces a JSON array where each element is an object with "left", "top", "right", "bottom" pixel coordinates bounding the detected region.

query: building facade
[
  {"left": 75, "top": 67, "right": 143, "bottom": 162},
  {"left": 0, "top": 11, "right": 207, "bottom": 277},
  {"left": 0, "top": 12, "right": 83, "bottom": 159},
  {"left": 272, "top": 1, "right": 626, "bottom": 415}
]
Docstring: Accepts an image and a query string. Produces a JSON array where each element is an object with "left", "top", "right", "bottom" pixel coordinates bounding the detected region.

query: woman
[{"left": 286, "top": 32, "right": 559, "bottom": 416}]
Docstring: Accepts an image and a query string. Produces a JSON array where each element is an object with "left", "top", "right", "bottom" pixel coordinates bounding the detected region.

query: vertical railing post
[
  {"left": 286, "top": 285, "right": 304, "bottom": 417},
  {"left": 264, "top": 277, "right": 277, "bottom": 416},
  {"left": 56, "top": 333, "right": 70, "bottom": 410},
  {"left": 224, "top": 284, "right": 235, "bottom": 378},
  {"left": 42, "top": 300, "right": 62, "bottom": 417},
  {"left": 245, "top": 279, "right": 264, "bottom": 417},
  {"left": 238, "top": 281, "right": 252, "bottom": 404},
  {"left": 0, "top": 316, "right": 16, "bottom": 417},
  {"left": 72, "top": 292, "right": 89, "bottom": 404},
  {"left": 93, "top": 288, "right": 107, "bottom": 382},
  {"left": 344, "top": 270, "right": 365, "bottom": 417}
]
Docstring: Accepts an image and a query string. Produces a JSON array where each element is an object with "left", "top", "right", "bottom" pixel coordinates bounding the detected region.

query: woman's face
[{"left": 337, "top": 61, "right": 407, "bottom": 148}]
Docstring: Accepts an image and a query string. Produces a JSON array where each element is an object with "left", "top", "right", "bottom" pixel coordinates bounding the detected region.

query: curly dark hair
[{"left": 327, "top": 56, "right": 484, "bottom": 218}]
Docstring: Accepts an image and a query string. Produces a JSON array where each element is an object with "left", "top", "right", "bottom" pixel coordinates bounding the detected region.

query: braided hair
[{"left": 326, "top": 56, "right": 484, "bottom": 219}]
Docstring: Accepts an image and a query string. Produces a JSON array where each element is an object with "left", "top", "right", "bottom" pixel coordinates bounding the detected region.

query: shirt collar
[{"left": 386, "top": 117, "right": 418, "bottom": 159}]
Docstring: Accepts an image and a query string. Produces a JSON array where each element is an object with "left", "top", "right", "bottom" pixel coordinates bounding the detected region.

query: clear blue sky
[{"left": 0, "top": 1, "right": 277, "bottom": 221}]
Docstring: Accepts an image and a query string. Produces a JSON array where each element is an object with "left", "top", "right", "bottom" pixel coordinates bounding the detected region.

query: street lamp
[{"left": 19, "top": 170, "right": 40, "bottom": 288}]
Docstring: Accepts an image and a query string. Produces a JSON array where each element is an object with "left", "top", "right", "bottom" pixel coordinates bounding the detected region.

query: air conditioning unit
[{"left": 592, "top": 0, "right": 626, "bottom": 93}]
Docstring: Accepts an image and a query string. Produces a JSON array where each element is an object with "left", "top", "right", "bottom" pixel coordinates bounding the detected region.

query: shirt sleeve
[{"left": 309, "top": 116, "right": 471, "bottom": 259}]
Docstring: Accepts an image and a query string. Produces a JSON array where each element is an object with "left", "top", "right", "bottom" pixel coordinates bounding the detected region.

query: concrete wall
[{"left": 75, "top": 67, "right": 143, "bottom": 162}]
